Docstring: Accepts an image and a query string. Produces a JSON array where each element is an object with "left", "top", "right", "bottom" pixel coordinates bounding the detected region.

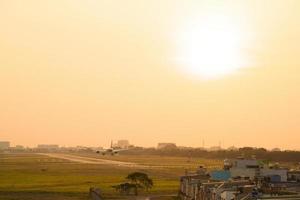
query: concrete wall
[
  {"left": 230, "top": 168, "right": 256, "bottom": 179},
  {"left": 261, "top": 169, "right": 287, "bottom": 182},
  {"left": 233, "top": 159, "right": 259, "bottom": 168}
]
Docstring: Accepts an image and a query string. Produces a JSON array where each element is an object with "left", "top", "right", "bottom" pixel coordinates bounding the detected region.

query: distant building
[
  {"left": 10, "top": 145, "right": 25, "bottom": 151},
  {"left": 157, "top": 143, "right": 177, "bottom": 149},
  {"left": 271, "top": 148, "right": 281, "bottom": 152},
  {"left": 209, "top": 146, "right": 222, "bottom": 151},
  {"left": 0, "top": 141, "right": 10, "bottom": 149},
  {"left": 116, "top": 140, "right": 130, "bottom": 149},
  {"left": 178, "top": 146, "right": 194, "bottom": 150},
  {"left": 37, "top": 144, "right": 59, "bottom": 150},
  {"left": 227, "top": 146, "right": 238, "bottom": 151},
  {"left": 15, "top": 145, "right": 24, "bottom": 149}
]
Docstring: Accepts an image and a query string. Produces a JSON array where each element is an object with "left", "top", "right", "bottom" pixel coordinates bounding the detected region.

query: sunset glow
[
  {"left": 1, "top": 0, "right": 300, "bottom": 150},
  {"left": 176, "top": 14, "right": 247, "bottom": 79}
]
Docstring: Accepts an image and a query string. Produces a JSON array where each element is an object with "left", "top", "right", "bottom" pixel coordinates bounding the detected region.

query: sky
[{"left": 0, "top": 0, "right": 300, "bottom": 149}]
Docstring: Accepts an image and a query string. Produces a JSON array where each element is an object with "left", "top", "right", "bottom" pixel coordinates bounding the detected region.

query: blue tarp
[{"left": 211, "top": 170, "right": 231, "bottom": 181}]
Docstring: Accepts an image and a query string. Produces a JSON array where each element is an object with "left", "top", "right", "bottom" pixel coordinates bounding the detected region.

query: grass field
[{"left": 0, "top": 153, "right": 222, "bottom": 200}]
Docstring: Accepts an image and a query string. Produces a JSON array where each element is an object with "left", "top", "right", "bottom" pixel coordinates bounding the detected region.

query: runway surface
[{"left": 40, "top": 153, "right": 148, "bottom": 168}]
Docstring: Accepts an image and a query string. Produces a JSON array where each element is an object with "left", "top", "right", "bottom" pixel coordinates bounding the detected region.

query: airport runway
[{"left": 40, "top": 153, "right": 148, "bottom": 168}]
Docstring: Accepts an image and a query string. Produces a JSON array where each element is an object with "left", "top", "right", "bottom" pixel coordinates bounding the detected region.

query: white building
[
  {"left": 37, "top": 144, "right": 59, "bottom": 150},
  {"left": 116, "top": 140, "right": 130, "bottom": 149},
  {"left": 227, "top": 158, "right": 288, "bottom": 182},
  {"left": 0, "top": 141, "right": 10, "bottom": 149},
  {"left": 261, "top": 168, "right": 287, "bottom": 182},
  {"left": 230, "top": 168, "right": 257, "bottom": 179}
]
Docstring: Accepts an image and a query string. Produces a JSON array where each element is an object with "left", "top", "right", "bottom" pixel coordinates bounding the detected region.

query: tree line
[{"left": 122, "top": 147, "right": 300, "bottom": 163}]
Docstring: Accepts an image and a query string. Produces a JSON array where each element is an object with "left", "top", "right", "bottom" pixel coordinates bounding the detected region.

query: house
[{"left": 179, "top": 157, "right": 298, "bottom": 200}]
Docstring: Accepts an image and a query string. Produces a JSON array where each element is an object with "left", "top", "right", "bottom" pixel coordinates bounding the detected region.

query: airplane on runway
[{"left": 96, "top": 141, "right": 128, "bottom": 155}]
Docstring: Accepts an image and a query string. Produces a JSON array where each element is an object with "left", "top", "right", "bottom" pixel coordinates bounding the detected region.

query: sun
[{"left": 175, "top": 14, "right": 247, "bottom": 79}]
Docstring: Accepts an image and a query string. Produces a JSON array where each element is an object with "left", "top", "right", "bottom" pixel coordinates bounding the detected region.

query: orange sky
[{"left": 1, "top": 0, "right": 300, "bottom": 149}]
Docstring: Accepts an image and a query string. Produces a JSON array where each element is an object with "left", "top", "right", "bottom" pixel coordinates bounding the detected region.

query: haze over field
[{"left": 1, "top": 0, "right": 300, "bottom": 149}]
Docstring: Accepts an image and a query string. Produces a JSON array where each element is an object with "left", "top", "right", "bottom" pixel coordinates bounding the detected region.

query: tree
[
  {"left": 112, "top": 172, "right": 153, "bottom": 196},
  {"left": 127, "top": 172, "right": 153, "bottom": 193},
  {"left": 112, "top": 182, "right": 142, "bottom": 195}
]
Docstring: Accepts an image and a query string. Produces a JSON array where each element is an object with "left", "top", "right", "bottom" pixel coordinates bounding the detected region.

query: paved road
[{"left": 40, "top": 153, "right": 148, "bottom": 168}]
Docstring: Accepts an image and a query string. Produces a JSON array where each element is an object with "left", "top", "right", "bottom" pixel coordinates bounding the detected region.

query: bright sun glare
[{"left": 176, "top": 15, "right": 246, "bottom": 79}]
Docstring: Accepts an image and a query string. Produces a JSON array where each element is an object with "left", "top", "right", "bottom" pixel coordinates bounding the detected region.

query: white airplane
[{"left": 96, "top": 141, "right": 128, "bottom": 155}]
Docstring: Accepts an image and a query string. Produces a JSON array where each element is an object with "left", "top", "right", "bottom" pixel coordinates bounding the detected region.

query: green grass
[{"left": 0, "top": 153, "right": 222, "bottom": 199}]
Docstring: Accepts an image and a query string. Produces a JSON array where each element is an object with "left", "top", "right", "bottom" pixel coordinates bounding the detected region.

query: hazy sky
[{"left": 1, "top": 0, "right": 300, "bottom": 149}]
